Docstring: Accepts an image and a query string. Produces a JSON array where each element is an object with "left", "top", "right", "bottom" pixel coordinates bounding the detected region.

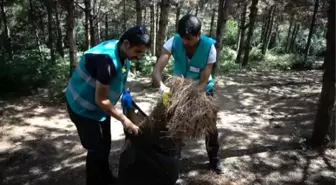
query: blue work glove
[{"left": 121, "top": 89, "right": 133, "bottom": 114}]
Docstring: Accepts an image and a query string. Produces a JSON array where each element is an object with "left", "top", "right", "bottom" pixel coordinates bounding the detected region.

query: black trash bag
[{"left": 117, "top": 127, "right": 182, "bottom": 185}]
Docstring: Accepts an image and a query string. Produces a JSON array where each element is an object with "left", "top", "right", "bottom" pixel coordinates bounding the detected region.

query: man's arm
[
  {"left": 152, "top": 48, "right": 171, "bottom": 88},
  {"left": 95, "top": 82, "right": 128, "bottom": 122},
  {"left": 198, "top": 44, "right": 217, "bottom": 90},
  {"left": 95, "top": 82, "right": 140, "bottom": 134},
  {"left": 198, "top": 63, "right": 214, "bottom": 90},
  {"left": 88, "top": 55, "right": 138, "bottom": 134}
]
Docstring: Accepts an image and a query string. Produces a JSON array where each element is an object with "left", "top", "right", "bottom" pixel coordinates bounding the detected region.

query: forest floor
[{"left": 0, "top": 70, "right": 335, "bottom": 185}]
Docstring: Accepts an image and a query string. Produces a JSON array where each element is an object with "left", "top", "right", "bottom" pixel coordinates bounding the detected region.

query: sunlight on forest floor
[{"left": 0, "top": 70, "right": 335, "bottom": 185}]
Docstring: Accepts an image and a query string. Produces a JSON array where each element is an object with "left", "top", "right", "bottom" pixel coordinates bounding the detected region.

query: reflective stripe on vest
[
  {"left": 76, "top": 64, "right": 120, "bottom": 99},
  {"left": 67, "top": 82, "right": 97, "bottom": 110}
]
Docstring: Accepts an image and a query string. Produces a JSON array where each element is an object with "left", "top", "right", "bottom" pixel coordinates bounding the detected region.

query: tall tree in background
[
  {"left": 304, "top": 0, "right": 319, "bottom": 62},
  {"left": 123, "top": 0, "right": 127, "bottom": 31},
  {"left": 215, "top": 0, "right": 233, "bottom": 56},
  {"left": 241, "top": 0, "right": 259, "bottom": 66},
  {"left": 84, "top": 0, "right": 92, "bottom": 49},
  {"left": 43, "top": 0, "right": 56, "bottom": 63},
  {"left": 1, "top": 0, "right": 12, "bottom": 61},
  {"left": 55, "top": 0, "right": 64, "bottom": 58},
  {"left": 235, "top": 0, "right": 247, "bottom": 64},
  {"left": 29, "top": 0, "right": 43, "bottom": 61},
  {"left": 285, "top": 13, "right": 294, "bottom": 52},
  {"left": 209, "top": 7, "right": 216, "bottom": 37},
  {"left": 155, "top": 0, "right": 170, "bottom": 57},
  {"left": 135, "top": 0, "right": 142, "bottom": 25},
  {"left": 311, "top": 0, "right": 335, "bottom": 147},
  {"left": 261, "top": 5, "right": 276, "bottom": 55},
  {"left": 174, "top": 0, "right": 181, "bottom": 32},
  {"left": 289, "top": 23, "right": 300, "bottom": 52},
  {"left": 150, "top": 1, "right": 156, "bottom": 55},
  {"left": 59, "top": 0, "right": 78, "bottom": 76}
]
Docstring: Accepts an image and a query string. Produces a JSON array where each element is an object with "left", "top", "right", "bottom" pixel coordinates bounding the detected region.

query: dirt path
[{"left": 0, "top": 70, "right": 335, "bottom": 185}]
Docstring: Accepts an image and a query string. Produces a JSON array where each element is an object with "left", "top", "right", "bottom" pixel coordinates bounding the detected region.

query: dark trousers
[
  {"left": 205, "top": 90, "right": 220, "bottom": 163},
  {"left": 177, "top": 121, "right": 220, "bottom": 164},
  {"left": 66, "top": 103, "right": 113, "bottom": 185},
  {"left": 205, "top": 127, "right": 220, "bottom": 163}
]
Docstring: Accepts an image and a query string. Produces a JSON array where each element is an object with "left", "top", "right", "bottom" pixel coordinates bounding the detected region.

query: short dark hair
[
  {"left": 119, "top": 25, "right": 151, "bottom": 47},
  {"left": 177, "top": 14, "right": 202, "bottom": 37}
]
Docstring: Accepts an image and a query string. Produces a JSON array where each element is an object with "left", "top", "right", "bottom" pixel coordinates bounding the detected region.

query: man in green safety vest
[
  {"left": 65, "top": 26, "right": 150, "bottom": 185},
  {"left": 152, "top": 14, "right": 224, "bottom": 174}
]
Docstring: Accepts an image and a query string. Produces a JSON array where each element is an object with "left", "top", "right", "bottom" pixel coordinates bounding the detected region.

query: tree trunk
[
  {"left": 123, "top": 0, "right": 127, "bottom": 31},
  {"left": 143, "top": 7, "right": 147, "bottom": 24},
  {"left": 289, "top": 24, "right": 299, "bottom": 52},
  {"left": 156, "top": 1, "right": 160, "bottom": 40},
  {"left": 0, "top": 0, "right": 12, "bottom": 60},
  {"left": 97, "top": 22, "right": 101, "bottom": 42},
  {"left": 84, "top": 0, "right": 91, "bottom": 49},
  {"left": 304, "top": 0, "right": 319, "bottom": 62},
  {"left": 241, "top": 0, "right": 259, "bottom": 66},
  {"left": 329, "top": 106, "right": 336, "bottom": 143},
  {"left": 135, "top": 0, "right": 142, "bottom": 25},
  {"left": 60, "top": 0, "right": 78, "bottom": 76},
  {"left": 45, "top": 0, "right": 56, "bottom": 63},
  {"left": 195, "top": 5, "right": 198, "bottom": 16},
  {"left": 55, "top": 0, "right": 64, "bottom": 58},
  {"left": 69, "top": 0, "right": 77, "bottom": 76},
  {"left": 29, "top": 0, "right": 43, "bottom": 61},
  {"left": 261, "top": 5, "right": 275, "bottom": 55},
  {"left": 236, "top": 24, "right": 241, "bottom": 50},
  {"left": 215, "top": 0, "right": 233, "bottom": 56},
  {"left": 311, "top": 0, "right": 335, "bottom": 147},
  {"left": 260, "top": 13, "right": 268, "bottom": 44},
  {"left": 105, "top": 14, "right": 108, "bottom": 40},
  {"left": 155, "top": 0, "right": 170, "bottom": 58},
  {"left": 89, "top": 0, "right": 95, "bottom": 47},
  {"left": 235, "top": 0, "right": 242, "bottom": 48},
  {"left": 209, "top": 8, "right": 215, "bottom": 37},
  {"left": 175, "top": 3, "right": 181, "bottom": 32},
  {"left": 37, "top": 1, "right": 46, "bottom": 40},
  {"left": 150, "top": 3, "right": 156, "bottom": 55},
  {"left": 269, "top": 22, "right": 279, "bottom": 49},
  {"left": 235, "top": 1, "right": 247, "bottom": 64},
  {"left": 286, "top": 14, "right": 294, "bottom": 52}
]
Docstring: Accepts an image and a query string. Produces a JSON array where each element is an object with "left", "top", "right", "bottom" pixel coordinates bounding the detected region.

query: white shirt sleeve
[
  {"left": 207, "top": 44, "right": 217, "bottom": 64},
  {"left": 163, "top": 36, "right": 174, "bottom": 53}
]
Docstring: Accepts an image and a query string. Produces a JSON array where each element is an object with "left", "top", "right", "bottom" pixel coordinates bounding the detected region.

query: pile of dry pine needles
[{"left": 132, "top": 76, "right": 219, "bottom": 141}]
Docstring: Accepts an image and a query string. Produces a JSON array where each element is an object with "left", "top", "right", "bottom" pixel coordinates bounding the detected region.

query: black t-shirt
[{"left": 84, "top": 53, "right": 125, "bottom": 85}]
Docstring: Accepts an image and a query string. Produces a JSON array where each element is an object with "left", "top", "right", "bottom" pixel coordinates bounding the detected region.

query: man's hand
[
  {"left": 95, "top": 81, "right": 140, "bottom": 135},
  {"left": 122, "top": 118, "right": 140, "bottom": 135},
  {"left": 159, "top": 83, "right": 170, "bottom": 95}
]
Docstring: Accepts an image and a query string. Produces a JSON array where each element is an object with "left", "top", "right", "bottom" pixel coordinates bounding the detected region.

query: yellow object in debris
[
  {"left": 162, "top": 92, "right": 171, "bottom": 107},
  {"left": 122, "top": 67, "right": 127, "bottom": 73}
]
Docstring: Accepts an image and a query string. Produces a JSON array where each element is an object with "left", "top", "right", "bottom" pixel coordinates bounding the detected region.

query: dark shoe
[{"left": 209, "top": 160, "right": 224, "bottom": 174}]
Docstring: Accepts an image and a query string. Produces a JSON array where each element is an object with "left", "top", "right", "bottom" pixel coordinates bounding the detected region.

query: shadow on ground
[
  {"left": 0, "top": 96, "right": 125, "bottom": 185},
  {"left": 174, "top": 71, "right": 335, "bottom": 185},
  {"left": 0, "top": 71, "right": 335, "bottom": 185}
]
